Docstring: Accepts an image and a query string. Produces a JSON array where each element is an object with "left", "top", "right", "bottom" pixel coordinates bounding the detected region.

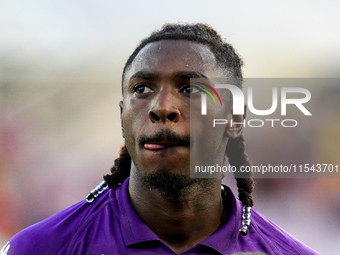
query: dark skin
[{"left": 120, "top": 40, "right": 244, "bottom": 254}]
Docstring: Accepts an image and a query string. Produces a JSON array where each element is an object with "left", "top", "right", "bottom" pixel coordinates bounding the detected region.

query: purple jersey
[{"left": 3, "top": 178, "right": 319, "bottom": 255}]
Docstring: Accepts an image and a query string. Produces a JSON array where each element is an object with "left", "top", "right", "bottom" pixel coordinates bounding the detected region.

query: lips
[
  {"left": 144, "top": 143, "right": 166, "bottom": 150},
  {"left": 139, "top": 129, "right": 190, "bottom": 151},
  {"left": 144, "top": 142, "right": 182, "bottom": 150}
]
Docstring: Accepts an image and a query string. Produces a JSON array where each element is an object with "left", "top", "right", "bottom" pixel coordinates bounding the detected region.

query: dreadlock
[
  {"left": 103, "top": 145, "right": 131, "bottom": 187},
  {"left": 102, "top": 23, "right": 254, "bottom": 233},
  {"left": 226, "top": 135, "right": 254, "bottom": 207}
]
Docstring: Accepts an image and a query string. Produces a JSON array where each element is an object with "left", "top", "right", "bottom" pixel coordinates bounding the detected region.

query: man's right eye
[{"left": 133, "top": 85, "right": 153, "bottom": 94}]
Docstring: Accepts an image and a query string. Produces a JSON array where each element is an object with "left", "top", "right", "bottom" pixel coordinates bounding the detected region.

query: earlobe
[
  {"left": 119, "top": 101, "right": 125, "bottom": 138},
  {"left": 226, "top": 114, "right": 244, "bottom": 138},
  {"left": 226, "top": 106, "right": 246, "bottom": 139}
]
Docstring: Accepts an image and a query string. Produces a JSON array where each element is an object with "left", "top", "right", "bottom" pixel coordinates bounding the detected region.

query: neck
[{"left": 128, "top": 170, "right": 227, "bottom": 254}]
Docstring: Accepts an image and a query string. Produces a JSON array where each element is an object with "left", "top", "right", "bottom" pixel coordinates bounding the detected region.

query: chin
[{"left": 138, "top": 171, "right": 194, "bottom": 196}]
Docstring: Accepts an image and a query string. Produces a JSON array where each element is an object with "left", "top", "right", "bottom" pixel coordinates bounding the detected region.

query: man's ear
[
  {"left": 226, "top": 105, "right": 246, "bottom": 139},
  {"left": 119, "top": 100, "right": 124, "bottom": 138}
]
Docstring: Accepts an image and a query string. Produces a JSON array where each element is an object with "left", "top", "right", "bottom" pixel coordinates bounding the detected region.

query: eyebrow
[
  {"left": 129, "top": 71, "right": 157, "bottom": 82},
  {"left": 128, "top": 71, "right": 208, "bottom": 83},
  {"left": 174, "top": 71, "right": 208, "bottom": 80}
]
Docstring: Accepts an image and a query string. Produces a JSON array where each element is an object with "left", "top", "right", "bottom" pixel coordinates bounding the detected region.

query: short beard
[{"left": 137, "top": 171, "right": 195, "bottom": 196}]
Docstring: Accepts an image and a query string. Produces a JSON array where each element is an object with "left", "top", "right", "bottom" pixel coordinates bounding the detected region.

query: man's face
[{"left": 121, "top": 40, "right": 234, "bottom": 186}]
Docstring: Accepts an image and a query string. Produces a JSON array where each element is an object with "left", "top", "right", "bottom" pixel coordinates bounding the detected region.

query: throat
[
  {"left": 129, "top": 177, "right": 230, "bottom": 253},
  {"left": 157, "top": 193, "right": 229, "bottom": 254}
]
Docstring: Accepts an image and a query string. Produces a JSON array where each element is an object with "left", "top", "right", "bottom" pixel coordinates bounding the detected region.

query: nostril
[
  {"left": 151, "top": 112, "right": 160, "bottom": 121},
  {"left": 167, "top": 113, "right": 177, "bottom": 121},
  {"left": 149, "top": 110, "right": 180, "bottom": 122}
]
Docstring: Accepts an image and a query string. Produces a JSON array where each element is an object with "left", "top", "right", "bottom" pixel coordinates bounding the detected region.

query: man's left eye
[{"left": 181, "top": 85, "right": 201, "bottom": 94}]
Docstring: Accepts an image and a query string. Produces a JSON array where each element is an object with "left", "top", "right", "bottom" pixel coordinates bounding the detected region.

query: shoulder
[
  {"left": 250, "top": 208, "right": 320, "bottom": 255},
  {"left": 4, "top": 189, "right": 115, "bottom": 255}
]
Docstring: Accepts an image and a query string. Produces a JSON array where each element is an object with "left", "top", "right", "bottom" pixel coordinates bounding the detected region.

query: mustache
[{"left": 138, "top": 129, "right": 190, "bottom": 146}]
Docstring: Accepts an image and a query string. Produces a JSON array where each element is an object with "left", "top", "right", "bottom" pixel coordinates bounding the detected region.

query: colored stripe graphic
[
  {"left": 199, "top": 87, "right": 216, "bottom": 105},
  {"left": 196, "top": 82, "right": 222, "bottom": 105}
]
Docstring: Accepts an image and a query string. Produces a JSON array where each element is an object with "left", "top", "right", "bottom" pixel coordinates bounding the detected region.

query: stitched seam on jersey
[
  {"left": 287, "top": 236, "right": 312, "bottom": 255},
  {"left": 248, "top": 213, "right": 280, "bottom": 255},
  {"left": 252, "top": 214, "right": 313, "bottom": 255},
  {"left": 66, "top": 196, "right": 116, "bottom": 254}
]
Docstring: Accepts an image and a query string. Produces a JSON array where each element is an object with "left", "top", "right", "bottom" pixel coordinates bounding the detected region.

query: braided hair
[{"left": 103, "top": 23, "right": 254, "bottom": 234}]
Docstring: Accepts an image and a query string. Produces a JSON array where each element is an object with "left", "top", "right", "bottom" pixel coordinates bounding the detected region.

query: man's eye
[
  {"left": 134, "top": 85, "right": 153, "bottom": 94},
  {"left": 182, "top": 85, "right": 201, "bottom": 94}
]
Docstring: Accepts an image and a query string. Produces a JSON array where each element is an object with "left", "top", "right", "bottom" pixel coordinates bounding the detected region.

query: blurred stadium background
[{"left": 1, "top": 1, "right": 340, "bottom": 253}]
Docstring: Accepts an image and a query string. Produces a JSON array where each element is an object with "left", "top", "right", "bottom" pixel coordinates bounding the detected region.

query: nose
[{"left": 148, "top": 91, "right": 181, "bottom": 123}]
